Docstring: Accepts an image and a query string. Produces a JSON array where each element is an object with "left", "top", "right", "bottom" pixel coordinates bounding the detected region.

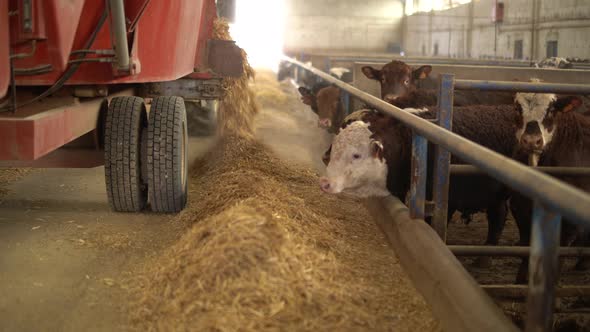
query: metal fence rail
[
  {"left": 455, "top": 79, "right": 590, "bottom": 94},
  {"left": 314, "top": 54, "right": 590, "bottom": 71}
]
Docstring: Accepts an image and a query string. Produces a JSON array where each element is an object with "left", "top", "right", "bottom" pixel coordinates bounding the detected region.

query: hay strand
[{"left": 213, "top": 18, "right": 259, "bottom": 139}]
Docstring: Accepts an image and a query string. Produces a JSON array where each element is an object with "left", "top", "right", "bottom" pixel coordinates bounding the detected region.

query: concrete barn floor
[{"left": 0, "top": 137, "right": 216, "bottom": 332}]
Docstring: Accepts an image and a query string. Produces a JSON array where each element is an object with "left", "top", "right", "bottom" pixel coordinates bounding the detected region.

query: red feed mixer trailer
[{"left": 0, "top": 0, "right": 241, "bottom": 213}]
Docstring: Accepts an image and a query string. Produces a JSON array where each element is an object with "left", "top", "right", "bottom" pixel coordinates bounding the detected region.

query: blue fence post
[
  {"left": 324, "top": 57, "right": 331, "bottom": 73},
  {"left": 409, "top": 133, "right": 428, "bottom": 219},
  {"left": 431, "top": 73, "right": 454, "bottom": 241},
  {"left": 525, "top": 201, "right": 561, "bottom": 332},
  {"left": 340, "top": 91, "right": 351, "bottom": 116},
  {"left": 295, "top": 52, "right": 305, "bottom": 85}
]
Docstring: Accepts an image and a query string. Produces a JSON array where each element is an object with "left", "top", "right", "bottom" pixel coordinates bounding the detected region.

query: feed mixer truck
[{"left": 0, "top": 0, "right": 242, "bottom": 213}]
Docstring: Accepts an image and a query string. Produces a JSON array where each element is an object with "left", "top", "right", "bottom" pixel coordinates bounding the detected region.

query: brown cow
[
  {"left": 362, "top": 60, "right": 514, "bottom": 106},
  {"left": 298, "top": 82, "right": 331, "bottom": 114},
  {"left": 315, "top": 85, "right": 346, "bottom": 134}
]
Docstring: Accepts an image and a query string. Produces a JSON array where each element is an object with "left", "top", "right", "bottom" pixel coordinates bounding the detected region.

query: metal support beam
[
  {"left": 483, "top": 285, "right": 590, "bottom": 299},
  {"left": 455, "top": 79, "right": 590, "bottom": 94},
  {"left": 525, "top": 202, "right": 561, "bottom": 332},
  {"left": 109, "top": 0, "right": 130, "bottom": 71},
  {"left": 450, "top": 164, "right": 590, "bottom": 177},
  {"left": 324, "top": 57, "right": 331, "bottom": 73},
  {"left": 410, "top": 133, "right": 427, "bottom": 219},
  {"left": 340, "top": 90, "right": 351, "bottom": 116},
  {"left": 449, "top": 245, "right": 590, "bottom": 257},
  {"left": 431, "top": 74, "right": 454, "bottom": 241}
]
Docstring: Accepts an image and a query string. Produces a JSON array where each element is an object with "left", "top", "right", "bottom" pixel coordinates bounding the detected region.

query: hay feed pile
[
  {"left": 129, "top": 16, "right": 437, "bottom": 332},
  {"left": 131, "top": 136, "right": 439, "bottom": 332},
  {"left": 251, "top": 70, "right": 290, "bottom": 109},
  {"left": 213, "top": 18, "right": 259, "bottom": 139}
]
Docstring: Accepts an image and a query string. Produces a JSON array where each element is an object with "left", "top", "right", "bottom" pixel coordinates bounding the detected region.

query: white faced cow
[
  {"left": 510, "top": 89, "right": 588, "bottom": 283},
  {"left": 319, "top": 120, "right": 388, "bottom": 197}
]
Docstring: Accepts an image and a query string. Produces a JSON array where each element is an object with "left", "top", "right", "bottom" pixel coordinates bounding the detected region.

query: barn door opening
[
  {"left": 546, "top": 40, "right": 558, "bottom": 58},
  {"left": 514, "top": 39, "right": 523, "bottom": 59}
]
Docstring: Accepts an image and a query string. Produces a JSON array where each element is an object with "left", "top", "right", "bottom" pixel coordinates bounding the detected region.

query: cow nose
[
  {"left": 520, "top": 135, "right": 544, "bottom": 151},
  {"left": 384, "top": 96, "right": 396, "bottom": 103},
  {"left": 319, "top": 177, "right": 331, "bottom": 192}
]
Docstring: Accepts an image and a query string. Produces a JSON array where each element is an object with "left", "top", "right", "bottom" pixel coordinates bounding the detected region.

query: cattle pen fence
[
  {"left": 300, "top": 53, "right": 590, "bottom": 73},
  {"left": 281, "top": 55, "right": 590, "bottom": 332}
]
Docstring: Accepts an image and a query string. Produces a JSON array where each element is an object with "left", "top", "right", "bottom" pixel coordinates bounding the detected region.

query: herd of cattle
[{"left": 284, "top": 58, "right": 590, "bottom": 283}]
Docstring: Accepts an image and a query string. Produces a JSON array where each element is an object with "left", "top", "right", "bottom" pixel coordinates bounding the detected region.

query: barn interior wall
[
  {"left": 283, "top": 0, "right": 405, "bottom": 54},
  {"left": 403, "top": 0, "right": 590, "bottom": 60}
]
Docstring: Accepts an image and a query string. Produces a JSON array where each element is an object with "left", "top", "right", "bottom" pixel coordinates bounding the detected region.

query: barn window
[
  {"left": 546, "top": 40, "right": 558, "bottom": 58},
  {"left": 514, "top": 40, "right": 523, "bottom": 59},
  {"left": 422, "top": 44, "right": 426, "bottom": 55},
  {"left": 433, "top": 43, "right": 439, "bottom": 56}
]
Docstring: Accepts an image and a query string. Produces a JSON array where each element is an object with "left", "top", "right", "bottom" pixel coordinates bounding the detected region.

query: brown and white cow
[
  {"left": 298, "top": 82, "right": 331, "bottom": 115},
  {"left": 510, "top": 91, "right": 589, "bottom": 282},
  {"left": 315, "top": 86, "right": 346, "bottom": 134},
  {"left": 362, "top": 60, "right": 515, "bottom": 106},
  {"left": 319, "top": 106, "right": 519, "bottom": 259},
  {"left": 298, "top": 84, "right": 346, "bottom": 134}
]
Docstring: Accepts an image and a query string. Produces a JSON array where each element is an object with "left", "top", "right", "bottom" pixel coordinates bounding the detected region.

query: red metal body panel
[
  {"left": 0, "top": 0, "right": 9, "bottom": 98},
  {"left": 1, "top": 0, "right": 223, "bottom": 163},
  {"left": 10, "top": 0, "right": 85, "bottom": 75},
  {"left": 194, "top": 0, "right": 217, "bottom": 72},
  {"left": 0, "top": 89, "right": 133, "bottom": 161},
  {"left": 10, "top": 0, "right": 49, "bottom": 44},
  {"left": 10, "top": 0, "right": 215, "bottom": 86}
]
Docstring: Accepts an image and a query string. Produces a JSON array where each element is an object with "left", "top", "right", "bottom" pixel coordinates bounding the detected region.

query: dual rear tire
[{"left": 104, "top": 96, "right": 188, "bottom": 213}]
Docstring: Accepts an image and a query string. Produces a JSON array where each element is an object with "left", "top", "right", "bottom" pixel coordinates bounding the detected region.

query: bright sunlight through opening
[{"left": 229, "top": 0, "right": 286, "bottom": 72}]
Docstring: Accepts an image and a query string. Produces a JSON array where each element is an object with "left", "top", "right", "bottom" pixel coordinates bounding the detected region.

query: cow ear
[
  {"left": 298, "top": 87, "right": 311, "bottom": 97},
  {"left": 362, "top": 66, "right": 380, "bottom": 80},
  {"left": 412, "top": 65, "right": 432, "bottom": 80},
  {"left": 370, "top": 139, "right": 384, "bottom": 159},
  {"left": 555, "top": 96, "right": 583, "bottom": 113}
]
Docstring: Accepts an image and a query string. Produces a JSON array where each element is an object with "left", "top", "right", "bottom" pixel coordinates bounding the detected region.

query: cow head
[
  {"left": 316, "top": 86, "right": 342, "bottom": 130},
  {"left": 298, "top": 87, "right": 316, "bottom": 108},
  {"left": 514, "top": 92, "right": 582, "bottom": 165},
  {"left": 362, "top": 61, "right": 432, "bottom": 103},
  {"left": 319, "top": 121, "right": 389, "bottom": 197}
]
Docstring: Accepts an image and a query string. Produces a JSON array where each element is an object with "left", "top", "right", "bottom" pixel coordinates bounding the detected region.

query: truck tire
[
  {"left": 104, "top": 96, "right": 148, "bottom": 212},
  {"left": 147, "top": 96, "right": 188, "bottom": 213}
]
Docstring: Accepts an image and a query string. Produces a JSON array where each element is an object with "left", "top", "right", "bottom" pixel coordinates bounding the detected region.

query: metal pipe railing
[
  {"left": 451, "top": 165, "right": 590, "bottom": 177},
  {"left": 455, "top": 79, "right": 590, "bottom": 94},
  {"left": 449, "top": 245, "right": 590, "bottom": 257},
  {"left": 327, "top": 56, "right": 533, "bottom": 67},
  {"left": 282, "top": 56, "right": 590, "bottom": 226},
  {"left": 109, "top": 0, "right": 130, "bottom": 71},
  {"left": 321, "top": 55, "right": 590, "bottom": 70}
]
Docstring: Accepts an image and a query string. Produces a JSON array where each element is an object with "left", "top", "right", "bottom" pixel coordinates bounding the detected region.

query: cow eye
[
  {"left": 352, "top": 153, "right": 361, "bottom": 159},
  {"left": 404, "top": 79, "right": 410, "bottom": 85}
]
